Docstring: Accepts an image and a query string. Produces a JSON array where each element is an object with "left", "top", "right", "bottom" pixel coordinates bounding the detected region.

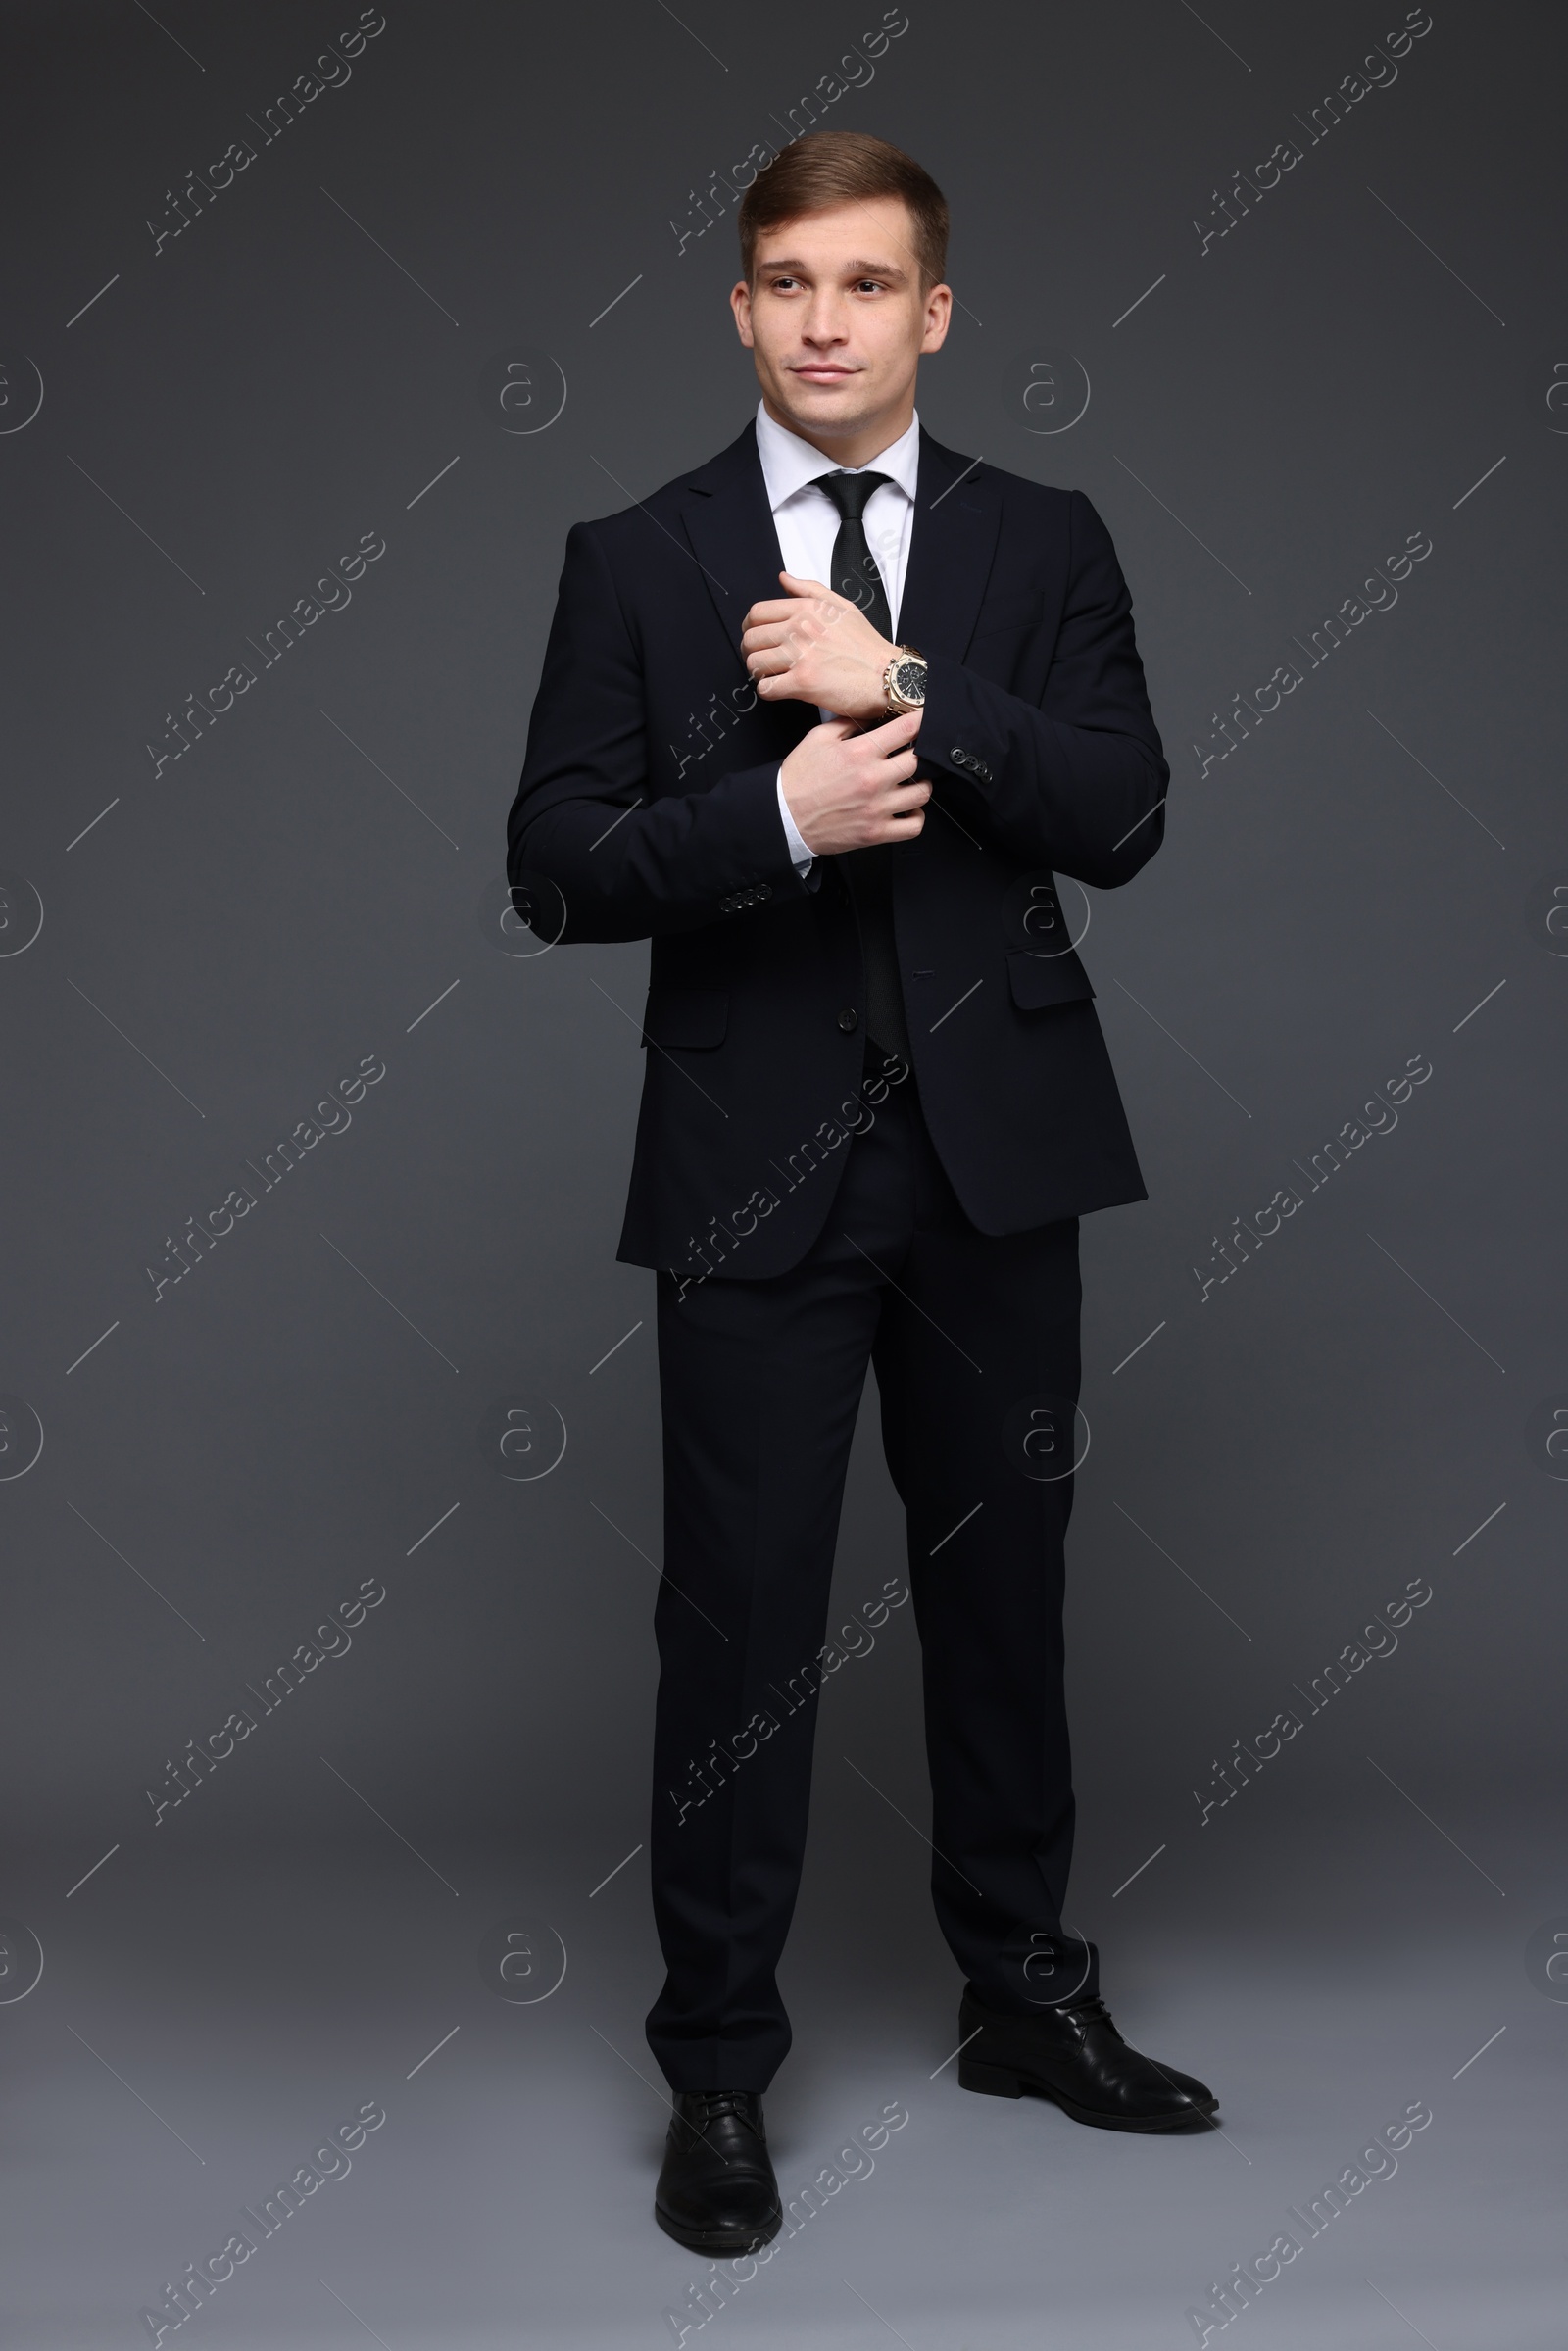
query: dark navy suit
[{"left": 508, "top": 419, "right": 1169, "bottom": 2088}]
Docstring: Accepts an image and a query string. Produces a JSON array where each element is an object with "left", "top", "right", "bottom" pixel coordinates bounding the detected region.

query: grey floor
[{"left": 6, "top": 1801, "right": 1560, "bottom": 2347}]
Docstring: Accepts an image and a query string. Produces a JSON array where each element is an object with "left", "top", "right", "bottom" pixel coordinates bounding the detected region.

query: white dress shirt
[{"left": 753, "top": 399, "right": 921, "bottom": 877}]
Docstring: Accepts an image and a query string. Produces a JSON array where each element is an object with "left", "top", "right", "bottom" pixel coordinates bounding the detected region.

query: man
[{"left": 508, "top": 128, "right": 1216, "bottom": 2256}]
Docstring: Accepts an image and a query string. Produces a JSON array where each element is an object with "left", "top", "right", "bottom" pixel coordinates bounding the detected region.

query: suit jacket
[{"left": 507, "top": 417, "right": 1169, "bottom": 1281}]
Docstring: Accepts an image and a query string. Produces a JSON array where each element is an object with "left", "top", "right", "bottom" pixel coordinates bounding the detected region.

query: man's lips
[{"left": 791, "top": 365, "right": 858, "bottom": 380}]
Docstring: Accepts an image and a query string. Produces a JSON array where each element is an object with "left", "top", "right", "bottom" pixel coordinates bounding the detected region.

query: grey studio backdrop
[{"left": 2, "top": 2, "right": 1564, "bottom": 2346}]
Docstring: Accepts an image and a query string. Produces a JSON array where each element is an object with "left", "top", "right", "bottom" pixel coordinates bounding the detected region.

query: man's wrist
[{"left": 775, "top": 767, "right": 813, "bottom": 874}]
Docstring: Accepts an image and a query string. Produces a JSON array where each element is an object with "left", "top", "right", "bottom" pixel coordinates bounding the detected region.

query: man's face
[{"left": 730, "top": 196, "right": 951, "bottom": 447}]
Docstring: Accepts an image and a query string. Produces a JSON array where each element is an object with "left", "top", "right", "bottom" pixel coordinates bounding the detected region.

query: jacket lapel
[
  {"left": 898, "top": 427, "right": 1003, "bottom": 664},
  {"left": 681, "top": 421, "right": 816, "bottom": 759}
]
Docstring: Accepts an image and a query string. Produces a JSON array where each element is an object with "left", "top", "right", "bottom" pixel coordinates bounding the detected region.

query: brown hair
[{"left": 737, "top": 130, "right": 949, "bottom": 294}]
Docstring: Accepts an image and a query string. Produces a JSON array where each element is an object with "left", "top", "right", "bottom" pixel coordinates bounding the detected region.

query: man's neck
[{"left": 760, "top": 393, "right": 914, "bottom": 471}]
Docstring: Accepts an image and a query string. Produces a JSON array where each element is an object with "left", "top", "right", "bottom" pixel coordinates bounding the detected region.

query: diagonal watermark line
[
  {"left": 66, "top": 456, "right": 205, "bottom": 594},
  {"left": 929, "top": 1500, "right": 982, "bottom": 1555},
  {"left": 1452, "top": 453, "right": 1506, "bottom": 510},
  {"left": 930, "top": 2024, "right": 983, "bottom": 2079},
  {"left": 406, "top": 2024, "right": 460, "bottom": 2079},
  {"left": 589, "top": 454, "right": 730, "bottom": 593},
  {"left": 407, "top": 455, "right": 460, "bottom": 510},
  {"left": 843, "top": 2279, "right": 918, "bottom": 2351},
  {"left": 1111, "top": 795, "right": 1166, "bottom": 854},
  {"left": 842, "top": 1754, "right": 983, "bottom": 1894},
  {"left": 66, "top": 1844, "right": 121, "bottom": 1899},
  {"left": 589, "top": 274, "right": 643, "bottom": 329},
  {"left": 1111, "top": 273, "right": 1166, "bottom": 329},
  {"left": 1178, "top": 0, "right": 1250, "bottom": 70},
  {"left": 1112, "top": 1843, "right": 1166, "bottom": 1898},
  {"left": 927, "top": 456, "right": 982, "bottom": 513},
  {"left": 1366, "top": 710, "right": 1504, "bottom": 848},
  {"left": 590, "top": 976, "right": 728, "bottom": 1115},
  {"left": 66, "top": 274, "right": 120, "bottom": 328},
  {"left": 407, "top": 1501, "right": 460, "bottom": 1556},
  {"left": 930, "top": 793, "right": 981, "bottom": 849},
  {"left": 66, "top": 1321, "right": 120, "bottom": 1376},
  {"left": 654, "top": 0, "right": 727, "bottom": 68},
  {"left": 66, "top": 1499, "right": 206, "bottom": 1641},
  {"left": 589, "top": 1321, "right": 643, "bottom": 1374},
  {"left": 65, "top": 2023, "right": 205, "bottom": 2161},
  {"left": 318, "top": 186, "right": 459, "bottom": 324},
  {"left": 1111, "top": 978, "right": 1250, "bottom": 1116},
  {"left": 66, "top": 799, "right": 119, "bottom": 851},
  {"left": 319, "top": 1755, "right": 461, "bottom": 1894},
  {"left": 1453, "top": 978, "right": 1505, "bottom": 1034},
  {"left": 318, "top": 2278, "right": 394, "bottom": 2351},
  {"left": 929, "top": 976, "right": 983, "bottom": 1031},
  {"left": 1452, "top": 2023, "right": 1505, "bottom": 2079},
  {"left": 320, "top": 1233, "right": 459, "bottom": 1371},
  {"left": 1365, "top": 188, "right": 1505, "bottom": 326},
  {"left": 1112, "top": 455, "right": 1252, "bottom": 595},
  {"left": 131, "top": 0, "right": 203, "bottom": 69},
  {"left": 1452, "top": 1501, "right": 1504, "bottom": 1555},
  {"left": 322, "top": 710, "right": 460, "bottom": 847},
  {"left": 1365, "top": 1232, "right": 1504, "bottom": 1372},
  {"left": 589, "top": 796, "right": 644, "bottom": 850},
  {"left": 589, "top": 1843, "right": 643, "bottom": 1898},
  {"left": 1364, "top": 2277, "right": 1442, "bottom": 2350},
  {"left": 1111, "top": 1320, "right": 1165, "bottom": 1375},
  {"left": 840, "top": 1231, "right": 984, "bottom": 1372},
  {"left": 1364, "top": 1754, "right": 1505, "bottom": 1894},
  {"left": 589, "top": 1500, "right": 729, "bottom": 1641},
  {"left": 67, "top": 978, "right": 206, "bottom": 1117},
  {"left": 587, "top": 2023, "right": 687, "bottom": 2130},
  {"left": 1112, "top": 1502, "right": 1252, "bottom": 1641},
  {"left": 407, "top": 977, "right": 461, "bottom": 1032}
]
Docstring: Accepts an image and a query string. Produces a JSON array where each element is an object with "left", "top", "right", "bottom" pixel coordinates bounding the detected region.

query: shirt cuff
[{"left": 776, "top": 766, "right": 813, "bottom": 875}]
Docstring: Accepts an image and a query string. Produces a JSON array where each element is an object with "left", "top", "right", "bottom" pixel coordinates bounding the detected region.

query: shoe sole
[
  {"left": 957, "top": 2053, "right": 1218, "bottom": 2131},
  {"left": 654, "top": 2201, "right": 783, "bottom": 2256}
]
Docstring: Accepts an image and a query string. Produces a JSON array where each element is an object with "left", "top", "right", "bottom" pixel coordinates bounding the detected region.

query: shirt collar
[{"left": 754, "top": 398, "right": 920, "bottom": 515}]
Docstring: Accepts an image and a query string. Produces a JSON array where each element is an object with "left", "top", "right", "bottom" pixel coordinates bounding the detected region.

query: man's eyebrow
[{"left": 759, "top": 257, "right": 909, "bottom": 279}]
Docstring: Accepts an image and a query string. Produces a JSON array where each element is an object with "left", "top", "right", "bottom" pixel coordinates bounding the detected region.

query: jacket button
[
  {"left": 951, "top": 747, "right": 968, "bottom": 766},
  {"left": 837, "top": 1007, "right": 858, "bottom": 1032}
]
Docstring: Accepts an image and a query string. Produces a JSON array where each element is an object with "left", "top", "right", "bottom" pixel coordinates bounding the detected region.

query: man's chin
[{"left": 770, "top": 381, "right": 878, "bottom": 443}]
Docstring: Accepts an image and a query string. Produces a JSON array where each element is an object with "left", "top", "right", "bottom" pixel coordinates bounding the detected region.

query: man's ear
[
  {"left": 920, "top": 283, "right": 953, "bottom": 355},
  {"left": 730, "top": 281, "right": 755, "bottom": 347}
]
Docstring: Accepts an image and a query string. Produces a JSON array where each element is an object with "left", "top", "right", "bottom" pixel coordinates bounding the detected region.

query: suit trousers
[{"left": 644, "top": 1058, "right": 1099, "bottom": 2091}]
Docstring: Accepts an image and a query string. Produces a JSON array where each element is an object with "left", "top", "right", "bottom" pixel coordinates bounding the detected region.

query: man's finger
[
  {"left": 778, "top": 571, "right": 831, "bottom": 597},
  {"left": 745, "top": 596, "right": 821, "bottom": 627},
  {"left": 861, "top": 708, "right": 925, "bottom": 744}
]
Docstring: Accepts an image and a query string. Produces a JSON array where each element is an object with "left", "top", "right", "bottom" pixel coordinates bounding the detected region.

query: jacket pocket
[
  {"left": 1005, "top": 947, "right": 1096, "bottom": 1011},
  {"left": 640, "top": 988, "right": 729, "bottom": 1049}
]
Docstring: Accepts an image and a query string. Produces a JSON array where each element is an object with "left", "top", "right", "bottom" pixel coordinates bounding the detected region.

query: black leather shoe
[
  {"left": 957, "top": 1985, "right": 1218, "bottom": 2131},
  {"left": 655, "top": 2090, "right": 783, "bottom": 2254}
]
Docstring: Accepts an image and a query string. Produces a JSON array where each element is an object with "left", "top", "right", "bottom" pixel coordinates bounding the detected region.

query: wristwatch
[{"left": 882, "top": 644, "right": 927, "bottom": 714}]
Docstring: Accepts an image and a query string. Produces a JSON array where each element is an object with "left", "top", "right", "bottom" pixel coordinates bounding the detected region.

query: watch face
[{"left": 892, "top": 657, "right": 926, "bottom": 703}]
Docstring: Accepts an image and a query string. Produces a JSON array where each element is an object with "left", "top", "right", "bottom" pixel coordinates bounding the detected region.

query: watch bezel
[{"left": 885, "top": 645, "right": 927, "bottom": 711}]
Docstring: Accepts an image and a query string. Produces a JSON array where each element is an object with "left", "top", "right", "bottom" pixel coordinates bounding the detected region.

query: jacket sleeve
[
  {"left": 918, "top": 490, "right": 1169, "bottom": 887},
  {"left": 506, "top": 520, "right": 807, "bottom": 943}
]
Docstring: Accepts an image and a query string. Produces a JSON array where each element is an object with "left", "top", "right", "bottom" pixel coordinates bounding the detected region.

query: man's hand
[
  {"left": 742, "top": 572, "right": 899, "bottom": 725},
  {"left": 779, "top": 711, "right": 929, "bottom": 857}
]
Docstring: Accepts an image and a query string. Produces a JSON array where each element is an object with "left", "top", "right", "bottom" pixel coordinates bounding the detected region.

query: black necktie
[{"left": 809, "top": 469, "right": 909, "bottom": 1063}]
